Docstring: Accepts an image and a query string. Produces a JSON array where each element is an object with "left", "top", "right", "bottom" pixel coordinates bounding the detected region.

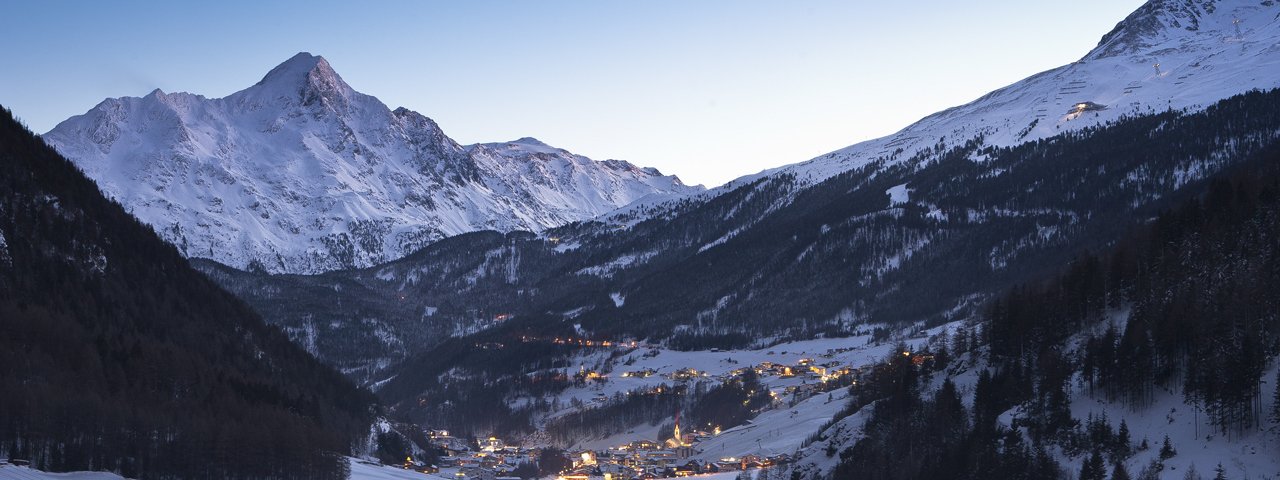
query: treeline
[
  {"left": 564, "top": 89, "right": 1280, "bottom": 341},
  {"left": 985, "top": 139, "right": 1280, "bottom": 436},
  {"left": 0, "top": 107, "right": 374, "bottom": 479},
  {"left": 544, "top": 386, "right": 684, "bottom": 446},
  {"left": 544, "top": 369, "right": 772, "bottom": 446},
  {"left": 834, "top": 357, "right": 1063, "bottom": 479},
  {"left": 830, "top": 340, "right": 1153, "bottom": 479},
  {"left": 379, "top": 318, "right": 593, "bottom": 437},
  {"left": 830, "top": 101, "right": 1280, "bottom": 478}
]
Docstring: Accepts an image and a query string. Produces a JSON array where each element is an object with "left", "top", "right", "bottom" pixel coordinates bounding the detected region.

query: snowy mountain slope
[
  {"left": 595, "top": 0, "right": 1280, "bottom": 227},
  {"left": 207, "top": 86, "right": 1280, "bottom": 386},
  {"left": 197, "top": 1, "right": 1280, "bottom": 390},
  {"left": 42, "top": 53, "right": 700, "bottom": 274},
  {"left": 528, "top": 334, "right": 929, "bottom": 453},
  {"left": 791, "top": 348, "right": 1280, "bottom": 479},
  {"left": 780, "top": 0, "right": 1280, "bottom": 183}
]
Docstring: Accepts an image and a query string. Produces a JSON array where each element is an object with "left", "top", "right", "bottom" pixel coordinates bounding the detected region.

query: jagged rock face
[
  {"left": 43, "top": 53, "right": 701, "bottom": 273},
  {"left": 1090, "top": 0, "right": 1224, "bottom": 59}
]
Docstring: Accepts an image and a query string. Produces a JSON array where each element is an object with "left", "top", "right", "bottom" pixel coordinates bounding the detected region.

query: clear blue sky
[{"left": 1, "top": 1, "right": 1144, "bottom": 187}]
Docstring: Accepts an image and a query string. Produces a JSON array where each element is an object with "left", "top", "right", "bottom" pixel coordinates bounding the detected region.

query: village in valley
[{"left": 377, "top": 330, "right": 954, "bottom": 480}]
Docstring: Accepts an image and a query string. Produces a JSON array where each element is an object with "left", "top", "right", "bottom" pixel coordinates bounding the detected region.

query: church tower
[{"left": 672, "top": 408, "right": 683, "bottom": 445}]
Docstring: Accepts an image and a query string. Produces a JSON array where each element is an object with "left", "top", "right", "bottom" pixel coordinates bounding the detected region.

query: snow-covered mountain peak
[
  {"left": 513, "top": 136, "right": 551, "bottom": 147},
  {"left": 237, "top": 52, "right": 359, "bottom": 111},
  {"left": 478, "top": 137, "right": 565, "bottom": 156},
  {"left": 255, "top": 52, "right": 336, "bottom": 88},
  {"left": 43, "top": 53, "right": 703, "bottom": 273},
  {"left": 707, "top": 0, "right": 1280, "bottom": 192},
  {"left": 597, "top": 0, "right": 1278, "bottom": 235},
  {"left": 1086, "top": 0, "right": 1252, "bottom": 60}
]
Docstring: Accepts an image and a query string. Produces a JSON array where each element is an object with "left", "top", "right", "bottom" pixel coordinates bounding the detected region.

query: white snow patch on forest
[
  {"left": 0, "top": 464, "right": 126, "bottom": 480},
  {"left": 576, "top": 250, "right": 658, "bottom": 278},
  {"left": 0, "top": 227, "right": 10, "bottom": 266},
  {"left": 886, "top": 183, "right": 910, "bottom": 206}
]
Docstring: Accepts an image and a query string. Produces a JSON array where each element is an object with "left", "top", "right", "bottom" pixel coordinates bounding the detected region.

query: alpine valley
[{"left": 5, "top": 0, "right": 1280, "bottom": 479}]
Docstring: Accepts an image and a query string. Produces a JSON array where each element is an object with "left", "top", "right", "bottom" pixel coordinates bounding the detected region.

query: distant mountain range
[
  {"left": 43, "top": 53, "right": 701, "bottom": 274},
  {"left": 198, "top": 0, "right": 1280, "bottom": 387}
]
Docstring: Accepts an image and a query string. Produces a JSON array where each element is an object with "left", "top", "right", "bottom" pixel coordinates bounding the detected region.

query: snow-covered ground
[
  {"left": 691, "top": 388, "right": 853, "bottom": 463},
  {"left": 547, "top": 335, "right": 915, "bottom": 423},
  {"left": 1056, "top": 363, "right": 1280, "bottom": 479},
  {"left": 0, "top": 459, "right": 466, "bottom": 480},
  {"left": 348, "top": 458, "right": 452, "bottom": 480},
  {"left": 0, "top": 465, "right": 125, "bottom": 480},
  {"left": 533, "top": 325, "right": 958, "bottom": 457}
]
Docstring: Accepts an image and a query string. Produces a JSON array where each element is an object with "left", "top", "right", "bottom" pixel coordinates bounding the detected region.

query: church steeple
[
  {"left": 666, "top": 407, "right": 688, "bottom": 448},
  {"left": 673, "top": 408, "right": 682, "bottom": 444}
]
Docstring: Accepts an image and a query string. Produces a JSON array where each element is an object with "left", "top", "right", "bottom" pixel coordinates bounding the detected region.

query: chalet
[
  {"left": 620, "top": 368, "right": 656, "bottom": 378},
  {"left": 677, "top": 460, "right": 706, "bottom": 474},
  {"left": 438, "top": 456, "right": 463, "bottom": 467},
  {"left": 456, "top": 467, "right": 497, "bottom": 480},
  {"left": 599, "top": 462, "right": 635, "bottom": 477},
  {"left": 1068, "top": 101, "right": 1107, "bottom": 114},
  {"left": 714, "top": 458, "right": 741, "bottom": 471},
  {"left": 481, "top": 436, "right": 504, "bottom": 452},
  {"left": 668, "top": 368, "right": 704, "bottom": 381},
  {"left": 502, "top": 453, "right": 532, "bottom": 466},
  {"left": 630, "top": 440, "right": 661, "bottom": 450},
  {"left": 910, "top": 353, "right": 935, "bottom": 367},
  {"left": 641, "top": 449, "right": 677, "bottom": 467}
]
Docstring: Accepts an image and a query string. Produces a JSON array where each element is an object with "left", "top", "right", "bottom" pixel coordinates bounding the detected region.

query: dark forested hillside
[
  {"left": 204, "top": 90, "right": 1280, "bottom": 391},
  {"left": 343, "top": 90, "right": 1273, "bottom": 436},
  {"left": 0, "top": 107, "right": 375, "bottom": 479},
  {"left": 190, "top": 90, "right": 1280, "bottom": 439},
  {"left": 829, "top": 134, "right": 1280, "bottom": 480}
]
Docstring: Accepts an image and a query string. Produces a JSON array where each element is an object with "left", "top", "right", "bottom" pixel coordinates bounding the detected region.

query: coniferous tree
[
  {"left": 1114, "top": 420, "right": 1131, "bottom": 459},
  {"left": 1271, "top": 370, "right": 1280, "bottom": 427},
  {"left": 1111, "top": 461, "right": 1132, "bottom": 480},
  {"left": 1081, "top": 449, "right": 1107, "bottom": 480},
  {"left": 1159, "top": 435, "right": 1176, "bottom": 460},
  {"left": 1213, "top": 463, "right": 1227, "bottom": 480}
]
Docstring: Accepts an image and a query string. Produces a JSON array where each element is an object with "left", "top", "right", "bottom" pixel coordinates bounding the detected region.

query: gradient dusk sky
[{"left": 0, "top": 1, "right": 1145, "bottom": 187}]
